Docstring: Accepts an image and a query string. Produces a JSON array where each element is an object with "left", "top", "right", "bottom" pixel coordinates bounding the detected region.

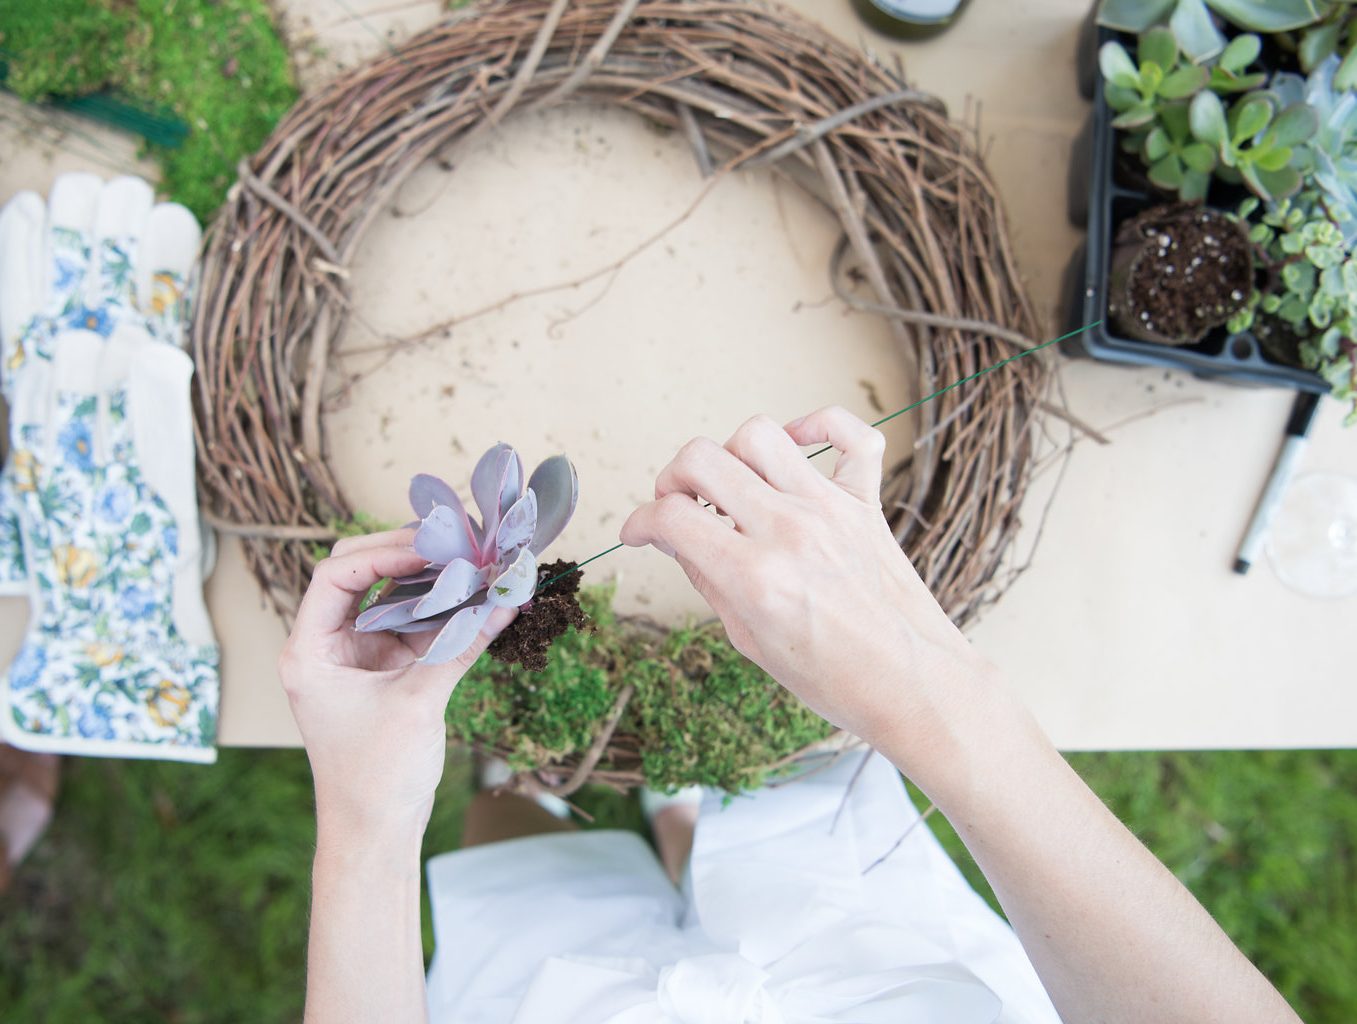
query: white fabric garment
[{"left": 425, "top": 749, "right": 1063, "bottom": 1023}]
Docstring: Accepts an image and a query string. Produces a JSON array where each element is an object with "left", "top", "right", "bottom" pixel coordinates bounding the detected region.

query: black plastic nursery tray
[{"left": 1060, "top": 13, "right": 1328, "bottom": 395}]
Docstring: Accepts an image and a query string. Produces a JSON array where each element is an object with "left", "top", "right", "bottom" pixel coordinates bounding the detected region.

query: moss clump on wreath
[{"left": 447, "top": 579, "right": 835, "bottom": 794}]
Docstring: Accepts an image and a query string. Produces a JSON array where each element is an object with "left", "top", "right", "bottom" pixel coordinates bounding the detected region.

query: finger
[
  {"left": 45, "top": 173, "right": 101, "bottom": 316},
  {"left": 452, "top": 603, "right": 517, "bottom": 670},
  {"left": 620, "top": 491, "right": 741, "bottom": 579},
  {"left": 295, "top": 545, "right": 429, "bottom": 639},
  {"left": 723, "top": 413, "right": 826, "bottom": 498},
  {"left": 402, "top": 603, "right": 519, "bottom": 703},
  {"left": 89, "top": 176, "right": 153, "bottom": 314},
  {"left": 0, "top": 191, "right": 45, "bottom": 365},
  {"left": 136, "top": 202, "right": 201, "bottom": 349},
  {"left": 329, "top": 526, "right": 417, "bottom": 559},
  {"left": 653, "top": 436, "right": 771, "bottom": 526},
  {"left": 783, "top": 405, "right": 886, "bottom": 505}
]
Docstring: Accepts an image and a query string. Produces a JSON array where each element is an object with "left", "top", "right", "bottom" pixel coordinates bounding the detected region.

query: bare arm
[
  {"left": 620, "top": 404, "right": 1301, "bottom": 1024},
  {"left": 305, "top": 819, "right": 427, "bottom": 1024},
  {"left": 877, "top": 663, "right": 1301, "bottom": 1024},
  {"left": 279, "top": 532, "right": 517, "bottom": 1023}
]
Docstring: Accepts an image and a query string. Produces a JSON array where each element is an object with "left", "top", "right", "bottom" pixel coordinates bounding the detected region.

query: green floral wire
[{"left": 535, "top": 320, "right": 1103, "bottom": 593}]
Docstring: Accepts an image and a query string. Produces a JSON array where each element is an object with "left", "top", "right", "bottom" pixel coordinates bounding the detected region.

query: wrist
[
  {"left": 869, "top": 652, "right": 1046, "bottom": 804},
  {"left": 315, "top": 794, "right": 429, "bottom": 864}
]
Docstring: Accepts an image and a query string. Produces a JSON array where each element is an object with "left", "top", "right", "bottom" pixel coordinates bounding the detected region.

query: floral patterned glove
[
  {"left": 0, "top": 174, "right": 199, "bottom": 593},
  {"left": 0, "top": 174, "right": 217, "bottom": 761}
]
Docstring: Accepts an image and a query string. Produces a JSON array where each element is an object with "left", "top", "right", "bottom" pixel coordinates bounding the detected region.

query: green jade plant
[
  {"left": 1100, "top": 30, "right": 1275, "bottom": 199},
  {"left": 1229, "top": 191, "right": 1357, "bottom": 421},
  {"left": 1188, "top": 87, "right": 1318, "bottom": 198}
]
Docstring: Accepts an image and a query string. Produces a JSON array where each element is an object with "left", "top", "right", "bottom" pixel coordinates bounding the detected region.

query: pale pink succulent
[{"left": 354, "top": 443, "right": 578, "bottom": 664}]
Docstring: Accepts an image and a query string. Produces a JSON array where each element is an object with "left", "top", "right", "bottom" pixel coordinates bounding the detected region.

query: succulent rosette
[{"left": 355, "top": 443, "right": 578, "bottom": 664}]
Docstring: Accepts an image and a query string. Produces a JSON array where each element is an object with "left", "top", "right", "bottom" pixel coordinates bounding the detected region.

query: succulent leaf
[
  {"left": 1219, "top": 32, "right": 1261, "bottom": 73},
  {"left": 393, "top": 566, "right": 443, "bottom": 586},
  {"left": 414, "top": 558, "right": 487, "bottom": 618},
  {"left": 1271, "top": 104, "right": 1320, "bottom": 149},
  {"left": 386, "top": 613, "right": 452, "bottom": 635},
  {"left": 1099, "top": 41, "right": 1140, "bottom": 90},
  {"left": 1159, "top": 64, "right": 1208, "bottom": 99},
  {"left": 527, "top": 455, "right": 579, "bottom": 555},
  {"left": 418, "top": 601, "right": 493, "bottom": 665},
  {"left": 1206, "top": 0, "right": 1328, "bottom": 34},
  {"left": 486, "top": 546, "right": 538, "bottom": 608},
  {"left": 354, "top": 596, "right": 423, "bottom": 632},
  {"left": 1170, "top": 0, "right": 1225, "bottom": 63},
  {"left": 409, "top": 473, "right": 462, "bottom": 519},
  {"left": 415, "top": 504, "right": 479, "bottom": 565},
  {"left": 1139, "top": 26, "right": 1178, "bottom": 73},
  {"left": 1098, "top": 0, "right": 1176, "bottom": 33},
  {"left": 1190, "top": 90, "right": 1228, "bottom": 148},
  {"left": 496, "top": 489, "right": 538, "bottom": 560}
]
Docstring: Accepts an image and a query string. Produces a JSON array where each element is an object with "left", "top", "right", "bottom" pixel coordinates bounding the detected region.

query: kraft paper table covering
[{"left": 0, "top": 0, "right": 1352, "bottom": 751}]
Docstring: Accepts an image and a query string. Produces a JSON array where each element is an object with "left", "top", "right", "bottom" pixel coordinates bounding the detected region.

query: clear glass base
[{"left": 1265, "top": 473, "right": 1357, "bottom": 600}]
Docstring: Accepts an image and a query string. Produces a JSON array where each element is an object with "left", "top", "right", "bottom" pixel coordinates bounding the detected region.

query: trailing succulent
[
  {"left": 1228, "top": 191, "right": 1357, "bottom": 422},
  {"left": 355, "top": 444, "right": 578, "bottom": 664}
]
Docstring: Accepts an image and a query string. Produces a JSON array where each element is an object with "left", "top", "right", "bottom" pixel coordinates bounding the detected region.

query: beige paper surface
[{"left": 1, "top": 0, "right": 1352, "bottom": 751}]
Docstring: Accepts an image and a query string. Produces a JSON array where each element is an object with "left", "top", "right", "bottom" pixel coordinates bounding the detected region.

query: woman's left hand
[{"left": 278, "top": 528, "right": 516, "bottom": 843}]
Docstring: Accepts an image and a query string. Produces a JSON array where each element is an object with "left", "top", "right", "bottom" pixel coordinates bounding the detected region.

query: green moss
[
  {"left": 447, "top": 581, "right": 834, "bottom": 792},
  {"left": 307, "top": 512, "right": 399, "bottom": 562},
  {"left": 0, "top": 0, "right": 297, "bottom": 221}
]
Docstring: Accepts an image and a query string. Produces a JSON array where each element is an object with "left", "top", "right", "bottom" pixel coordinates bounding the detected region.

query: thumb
[
  {"left": 452, "top": 604, "right": 519, "bottom": 672},
  {"left": 406, "top": 604, "right": 520, "bottom": 706}
]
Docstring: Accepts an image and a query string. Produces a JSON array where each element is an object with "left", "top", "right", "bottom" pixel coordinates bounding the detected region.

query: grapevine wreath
[{"left": 191, "top": 0, "right": 1049, "bottom": 796}]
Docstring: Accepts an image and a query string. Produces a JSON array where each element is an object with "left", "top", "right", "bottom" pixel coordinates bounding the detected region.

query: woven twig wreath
[{"left": 192, "top": 0, "right": 1047, "bottom": 633}]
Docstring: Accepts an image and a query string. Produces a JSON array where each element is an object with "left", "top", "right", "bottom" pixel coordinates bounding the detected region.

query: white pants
[{"left": 425, "top": 750, "right": 1062, "bottom": 1023}]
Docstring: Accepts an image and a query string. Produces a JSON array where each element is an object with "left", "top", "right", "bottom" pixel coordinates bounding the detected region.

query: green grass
[
  {"left": 910, "top": 749, "right": 1357, "bottom": 1023},
  {"left": 2, "top": 746, "right": 1354, "bottom": 1023},
  {"left": 0, "top": 0, "right": 297, "bottom": 221}
]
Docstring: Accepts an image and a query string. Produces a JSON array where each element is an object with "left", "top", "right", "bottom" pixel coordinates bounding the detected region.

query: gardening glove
[
  {"left": 0, "top": 174, "right": 201, "bottom": 594},
  {"left": 0, "top": 174, "right": 218, "bottom": 761}
]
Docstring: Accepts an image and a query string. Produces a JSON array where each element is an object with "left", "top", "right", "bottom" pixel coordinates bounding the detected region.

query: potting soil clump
[
  {"left": 1108, "top": 203, "right": 1252, "bottom": 345},
  {"left": 487, "top": 560, "right": 590, "bottom": 672}
]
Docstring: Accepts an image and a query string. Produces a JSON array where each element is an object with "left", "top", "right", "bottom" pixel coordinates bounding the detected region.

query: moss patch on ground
[{"left": 0, "top": 0, "right": 297, "bottom": 221}]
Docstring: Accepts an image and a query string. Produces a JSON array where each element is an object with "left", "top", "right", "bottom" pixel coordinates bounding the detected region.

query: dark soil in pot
[
  {"left": 1252, "top": 312, "right": 1309, "bottom": 368},
  {"left": 1107, "top": 203, "right": 1252, "bottom": 345}
]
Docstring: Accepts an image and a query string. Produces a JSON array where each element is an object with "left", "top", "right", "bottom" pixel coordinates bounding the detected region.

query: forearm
[
  {"left": 305, "top": 815, "right": 428, "bottom": 1024},
  {"left": 876, "top": 666, "right": 1300, "bottom": 1024}
]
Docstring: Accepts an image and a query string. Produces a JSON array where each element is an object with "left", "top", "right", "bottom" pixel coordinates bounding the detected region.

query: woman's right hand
[{"left": 619, "top": 406, "right": 999, "bottom": 757}]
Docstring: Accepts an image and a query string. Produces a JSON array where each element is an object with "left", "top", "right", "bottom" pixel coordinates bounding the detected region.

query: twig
[{"left": 862, "top": 803, "right": 938, "bottom": 875}]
